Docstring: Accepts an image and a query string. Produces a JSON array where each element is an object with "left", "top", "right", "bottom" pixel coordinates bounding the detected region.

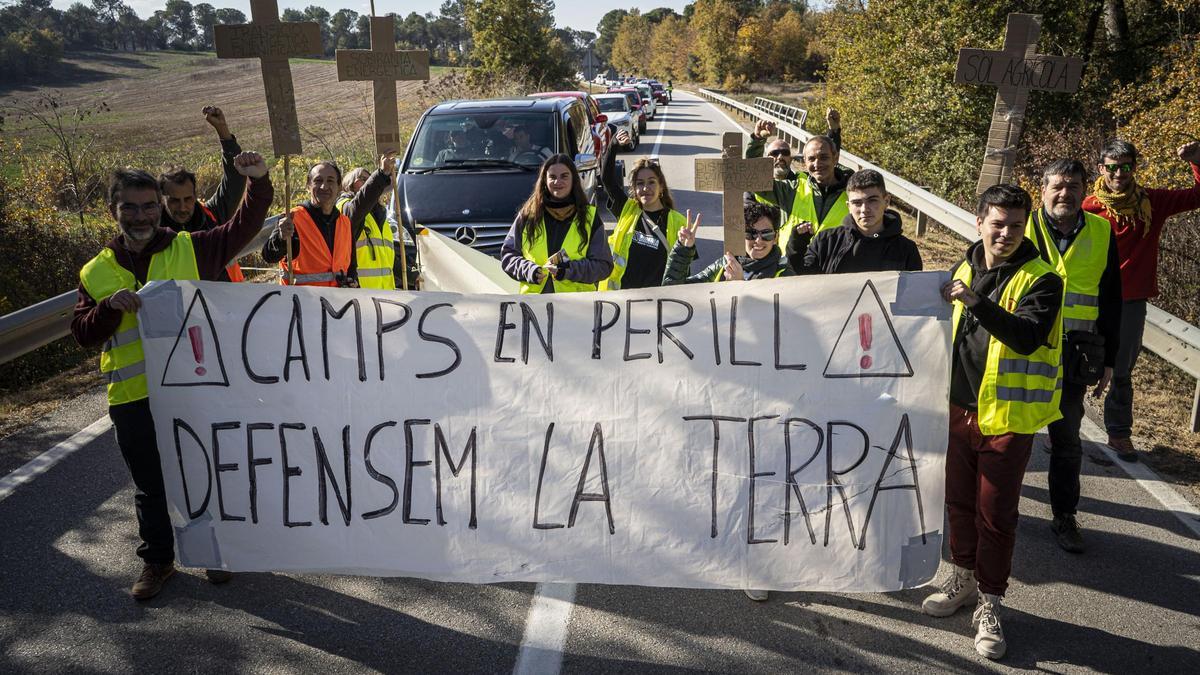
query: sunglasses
[
  {"left": 1103, "top": 162, "right": 1134, "bottom": 174},
  {"left": 744, "top": 228, "right": 777, "bottom": 241},
  {"left": 767, "top": 148, "right": 792, "bottom": 158}
]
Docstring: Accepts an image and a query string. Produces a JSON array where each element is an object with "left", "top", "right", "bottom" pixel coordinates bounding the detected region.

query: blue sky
[{"left": 51, "top": 1, "right": 695, "bottom": 34}]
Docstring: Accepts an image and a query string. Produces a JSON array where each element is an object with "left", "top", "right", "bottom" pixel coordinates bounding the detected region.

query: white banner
[{"left": 138, "top": 272, "right": 951, "bottom": 592}]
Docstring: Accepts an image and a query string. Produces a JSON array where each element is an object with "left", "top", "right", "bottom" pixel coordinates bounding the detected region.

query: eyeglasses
[
  {"left": 767, "top": 148, "right": 792, "bottom": 158},
  {"left": 744, "top": 228, "right": 777, "bottom": 241},
  {"left": 1103, "top": 162, "right": 1134, "bottom": 174}
]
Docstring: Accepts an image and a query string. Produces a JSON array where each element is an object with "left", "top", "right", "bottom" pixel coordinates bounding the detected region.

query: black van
[{"left": 395, "top": 97, "right": 600, "bottom": 255}]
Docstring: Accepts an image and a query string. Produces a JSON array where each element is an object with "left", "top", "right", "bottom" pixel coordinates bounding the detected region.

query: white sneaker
[
  {"left": 743, "top": 589, "right": 769, "bottom": 601},
  {"left": 973, "top": 593, "right": 1006, "bottom": 660},
  {"left": 921, "top": 564, "right": 978, "bottom": 617}
]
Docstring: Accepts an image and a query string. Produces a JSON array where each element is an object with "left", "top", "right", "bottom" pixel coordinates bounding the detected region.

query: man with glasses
[
  {"left": 663, "top": 201, "right": 792, "bottom": 284},
  {"left": 71, "top": 155, "right": 272, "bottom": 600},
  {"left": 1082, "top": 139, "right": 1200, "bottom": 461},
  {"left": 745, "top": 108, "right": 851, "bottom": 254},
  {"left": 795, "top": 169, "right": 922, "bottom": 274}
]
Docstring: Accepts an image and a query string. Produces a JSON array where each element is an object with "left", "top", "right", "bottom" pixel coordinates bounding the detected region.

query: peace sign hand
[
  {"left": 723, "top": 252, "right": 744, "bottom": 281},
  {"left": 677, "top": 209, "right": 701, "bottom": 247}
]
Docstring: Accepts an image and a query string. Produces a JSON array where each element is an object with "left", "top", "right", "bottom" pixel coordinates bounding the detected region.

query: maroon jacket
[{"left": 72, "top": 175, "right": 273, "bottom": 349}]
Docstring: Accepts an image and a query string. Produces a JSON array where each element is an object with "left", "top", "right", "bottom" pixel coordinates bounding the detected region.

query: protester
[
  {"left": 745, "top": 109, "right": 851, "bottom": 251},
  {"left": 70, "top": 155, "right": 271, "bottom": 600},
  {"left": 924, "top": 184, "right": 1064, "bottom": 660},
  {"left": 1083, "top": 139, "right": 1200, "bottom": 460},
  {"left": 795, "top": 169, "right": 922, "bottom": 274},
  {"left": 337, "top": 167, "right": 396, "bottom": 290},
  {"left": 262, "top": 153, "right": 395, "bottom": 287},
  {"left": 501, "top": 154, "right": 613, "bottom": 292},
  {"left": 158, "top": 106, "right": 247, "bottom": 282},
  {"left": 599, "top": 130, "right": 695, "bottom": 290},
  {"left": 1027, "top": 159, "right": 1122, "bottom": 554},
  {"left": 664, "top": 200, "right": 790, "bottom": 285}
]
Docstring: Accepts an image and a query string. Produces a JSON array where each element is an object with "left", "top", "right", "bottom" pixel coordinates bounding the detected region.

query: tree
[
  {"left": 116, "top": 6, "right": 142, "bottom": 50},
  {"left": 61, "top": 3, "right": 101, "bottom": 49},
  {"left": 329, "top": 9, "right": 357, "bottom": 50},
  {"left": 464, "top": 0, "right": 573, "bottom": 89},
  {"left": 691, "top": 0, "right": 740, "bottom": 84},
  {"left": 281, "top": 8, "right": 305, "bottom": 22},
  {"left": 162, "top": 0, "right": 196, "bottom": 49},
  {"left": 649, "top": 15, "right": 691, "bottom": 80},
  {"left": 594, "top": 8, "right": 627, "bottom": 63},
  {"left": 644, "top": 7, "right": 678, "bottom": 24},
  {"left": 767, "top": 9, "right": 811, "bottom": 82},
  {"left": 214, "top": 8, "right": 245, "bottom": 25},
  {"left": 610, "top": 10, "right": 651, "bottom": 75},
  {"left": 302, "top": 5, "right": 331, "bottom": 54},
  {"left": 192, "top": 3, "right": 216, "bottom": 50},
  {"left": 398, "top": 12, "right": 429, "bottom": 48}
]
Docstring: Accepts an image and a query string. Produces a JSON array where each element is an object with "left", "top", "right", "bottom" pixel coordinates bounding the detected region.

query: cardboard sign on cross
[
  {"left": 335, "top": 15, "right": 431, "bottom": 156},
  {"left": 694, "top": 132, "right": 775, "bottom": 252},
  {"left": 955, "top": 13, "right": 1083, "bottom": 194},
  {"left": 214, "top": 0, "right": 322, "bottom": 156}
]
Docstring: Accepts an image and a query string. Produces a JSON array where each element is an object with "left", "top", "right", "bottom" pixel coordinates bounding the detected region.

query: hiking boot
[
  {"left": 972, "top": 593, "right": 1006, "bottom": 660},
  {"left": 205, "top": 569, "right": 233, "bottom": 584},
  {"left": 922, "top": 563, "right": 977, "bottom": 617},
  {"left": 1108, "top": 436, "right": 1138, "bottom": 462},
  {"left": 1051, "top": 514, "right": 1086, "bottom": 554},
  {"left": 743, "top": 589, "right": 769, "bottom": 602},
  {"left": 131, "top": 562, "right": 175, "bottom": 601}
]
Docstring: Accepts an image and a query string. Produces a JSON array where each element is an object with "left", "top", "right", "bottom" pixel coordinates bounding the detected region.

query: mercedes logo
[{"left": 454, "top": 226, "right": 478, "bottom": 245}]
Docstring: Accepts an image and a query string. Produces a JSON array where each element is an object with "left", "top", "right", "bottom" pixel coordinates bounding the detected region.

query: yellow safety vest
[
  {"left": 755, "top": 176, "right": 849, "bottom": 251},
  {"left": 600, "top": 200, "right": 686, "bottom": 290},
  {"left": 951, "top": 256, "right": 1064, "bottom": 435},
  {"left": 80, "top": 232, "right": 200, "bottom": 406},
  {"left": 338, "top": 196, "right": 396, "bottom": 290},
  {"left": 1028, "top": 210, "right": 1110, "bottom": 334},
  {"left": 519, "top": 205, "right": 599, "bottom": 294},
  {"left": 710, "top": 262, "right": 787, "bottom": 282}
]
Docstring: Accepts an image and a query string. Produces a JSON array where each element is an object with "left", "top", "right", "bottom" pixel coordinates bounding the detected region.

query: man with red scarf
[{"left": 1083, "top": 139, "right": 1200, "bottom": 460}]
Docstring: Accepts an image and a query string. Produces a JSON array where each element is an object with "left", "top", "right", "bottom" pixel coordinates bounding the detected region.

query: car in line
[
  {"left": 395, "top": 97, "right": 601, "bottom": 254},
  {"left": 634, "top": 83, "right": 657, "bottom": 119},
  {"left": 607, "top": 86, "right": 648, "bottom": 134},
  {"left": 528, "top": 90, "right": 613, "bottom": 169},
  {"left": 594, "top": 93, "right": 638, "bottom": 151},
  {"left": 649, "top": 82, "right": 669, "bottom": 105}
]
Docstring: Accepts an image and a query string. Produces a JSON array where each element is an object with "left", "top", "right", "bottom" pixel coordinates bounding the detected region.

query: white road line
[
  {"left": 1079, "top": 416, "right": 1200, "bottom": 538},
  {"left": 0, "top": 415, "right": 111, "bottom": 503},
  {"left": 513, "top": 582, "right": 577, "bottom": 675},
  {"left": 648, "top": 103, "right": 669, "bottom": 159}
]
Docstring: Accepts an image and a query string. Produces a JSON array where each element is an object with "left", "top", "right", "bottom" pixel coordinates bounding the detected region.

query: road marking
[
  {"left": 649, "top": 103, "right": 669, "bottom": 159},
  {"left": 1080, "top": 416, "right": 1200, "bottom": 538},
  {"left": 513, "top": 582, "right": 577, "bottom": 675},
  {"left": 0, "top": 415, "right": 111, "bottom": 503}
]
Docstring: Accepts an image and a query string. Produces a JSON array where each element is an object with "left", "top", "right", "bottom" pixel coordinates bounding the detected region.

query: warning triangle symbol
[
  {"left": 823, "top": 280, "right": 914, "bottom": 379},
  {"left": 161, "top": 289, "right": 230, "bottom": 388}
]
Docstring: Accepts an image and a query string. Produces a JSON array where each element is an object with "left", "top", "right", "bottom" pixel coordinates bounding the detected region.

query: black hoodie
[
  {"left": 793, "top": 210, "right": 922, "bottom": 274},
  {"left": 949, "top": 238, "right": 1065, "bottom": 411}
]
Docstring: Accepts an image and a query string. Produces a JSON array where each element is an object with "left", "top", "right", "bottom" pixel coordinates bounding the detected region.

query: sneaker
[
  {"left": 972, "top": 593, "right": 1006, "bottom": 659},
  {"left": 922, "top": 564, "right": 977, "bottom": 617},
  {"left": 131, "top": 562, "right": 175, "bottom": 601},
  {"left": 743, "top": 589, "right": 769, "bottom": 602},
  {"left": 1051, "top": 514, "right": 1086, "bottom": 554},
  {"left": 1108, "top": 436, "right": 1138, "bottom": 462},
  {"left": 205, "top": 569, "right": 233, "bottom": 584}
]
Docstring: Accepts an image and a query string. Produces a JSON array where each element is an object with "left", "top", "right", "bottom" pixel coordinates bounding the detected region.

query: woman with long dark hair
[
  {"left": 501, "top": 154, "right": 613, "bottom": 293},
  {"left": 599, "top": 129, "right": 701, "bottom": 290}
]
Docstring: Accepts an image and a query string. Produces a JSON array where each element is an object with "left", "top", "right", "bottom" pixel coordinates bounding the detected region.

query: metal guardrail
[
  {"left": 700, "top": 88, "right": 1200, "bottom": 431},
  {"left": 0, "top": 214, "right": 282, "bottom": 367}
]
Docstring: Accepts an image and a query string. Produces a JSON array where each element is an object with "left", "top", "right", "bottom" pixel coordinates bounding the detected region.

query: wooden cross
[
  {"left": 213, "top": 0, "right": 322, "bottom": 156},
  {"left": 695, "top": 132, "right": 775, "bottom": 251},
  {"left": 335, "top": 15, "right": 431, "bottom": 156},
  {"left": 955, "top": 13, "right": 1083, "bottom": 194}
]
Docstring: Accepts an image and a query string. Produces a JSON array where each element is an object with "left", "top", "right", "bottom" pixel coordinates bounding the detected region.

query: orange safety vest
[
  {"left": 198, "top": 202, "right": 245, "bottom": 282},
  {"left": 281, "top": 205, "right": 352, "bottom": 286}
]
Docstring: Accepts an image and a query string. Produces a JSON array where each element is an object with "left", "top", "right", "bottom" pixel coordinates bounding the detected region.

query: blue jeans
[{"left": 1104, "top": 300, "right": 1146, "bottom": 439}]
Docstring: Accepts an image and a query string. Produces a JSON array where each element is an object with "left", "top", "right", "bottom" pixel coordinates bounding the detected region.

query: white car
[
  {"left": 594, "top": 94, "right": 638, "bottom": 151},
  {"left": 634, "top": 83, "right": 657, "bottom": 120}
]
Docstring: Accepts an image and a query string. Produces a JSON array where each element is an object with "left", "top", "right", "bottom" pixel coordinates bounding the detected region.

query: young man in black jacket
[{"left": 793, "top": 169, "right": 922, "bottom": 274}]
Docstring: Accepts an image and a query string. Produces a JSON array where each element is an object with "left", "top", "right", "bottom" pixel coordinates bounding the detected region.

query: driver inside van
[{"left": 509, "top": 123, "right": 553, "bottom": 163}]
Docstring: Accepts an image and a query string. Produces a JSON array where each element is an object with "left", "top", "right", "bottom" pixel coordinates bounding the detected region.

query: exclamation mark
[
  {"left": 858, "top": 313, "right": 873, "bottom": 369},
  {"left": 188, "top": 326, "right": 207, "bottom": 376}
]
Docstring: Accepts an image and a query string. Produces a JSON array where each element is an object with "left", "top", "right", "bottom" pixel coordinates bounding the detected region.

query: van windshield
[{"left": 406, "top": 113, "right": 555, "bottom": 171}]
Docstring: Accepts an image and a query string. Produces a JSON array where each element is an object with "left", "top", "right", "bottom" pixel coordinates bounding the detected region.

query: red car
[
  {"left": 607, "top": 87, "right": 648, "bottom": 134},
  {"left": 528, "top": 91, "right": 612, "bottom": 164}
]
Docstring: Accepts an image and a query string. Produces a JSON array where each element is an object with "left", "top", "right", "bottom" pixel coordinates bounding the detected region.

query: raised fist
[{"left": 233, "top": 151, "right": 268, "bottom": 178}]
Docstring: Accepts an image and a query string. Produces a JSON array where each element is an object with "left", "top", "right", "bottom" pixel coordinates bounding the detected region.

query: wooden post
[
  {"left": 955, "top": 13, "right": 1083, "bottom": 194},
  {"left": 694, "top": 132, "right": 775, "bottom": 251},
  {"left": 283, "top": 155, "right": 294, "bottom": 285}
]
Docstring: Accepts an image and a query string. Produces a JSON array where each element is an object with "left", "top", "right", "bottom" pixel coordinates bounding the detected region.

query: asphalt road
[{"left": 2, "top": 92, "right": 1198, "bottom": 674}]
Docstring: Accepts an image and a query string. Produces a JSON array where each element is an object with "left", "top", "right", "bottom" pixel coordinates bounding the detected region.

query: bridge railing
[{"left": 701, "top": 88, "right": 1200, "bottom": 431}]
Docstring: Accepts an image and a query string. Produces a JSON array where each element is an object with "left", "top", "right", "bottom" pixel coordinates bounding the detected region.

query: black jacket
[
  {"left": 793, "top": 210, "right": 922, "bottom": 274},
  {"left": 663, "top": 242, "right": 793, "bottom": 284},
  {"left": 950, "top": 239, "right": 1065, "bottom": 411}
]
